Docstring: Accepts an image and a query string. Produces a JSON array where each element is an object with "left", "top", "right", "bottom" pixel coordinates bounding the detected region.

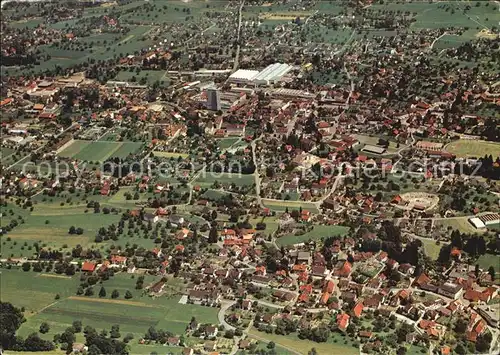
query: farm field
[
  {"left": 1, "top": 201, "right": 122, "bottom": 258},
  {"left": 58, "top": 140, "right": 144, "bottom": 162},
  {"left": 445, "top": 139, "right": 500, "bottom": 158},
  {"left": 248, "top": 327, "right": 358, "bottom": 355},
  {"left": 2, "top": 268, "right": 218, "bottom": 346},
  {"left": 276, "top": 225, "right": 349, "bottom": 247}
]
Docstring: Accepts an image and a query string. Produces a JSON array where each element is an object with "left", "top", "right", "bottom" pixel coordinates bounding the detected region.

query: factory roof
[
  {"left": 229, "top": 69, "right": 259, "bottom": 81},
  {"left": 253, "top": 63, "right": 293, "bottom": 83}
]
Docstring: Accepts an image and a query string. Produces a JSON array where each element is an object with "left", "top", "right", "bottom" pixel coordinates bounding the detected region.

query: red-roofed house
[
  {"left": 82, "top": 262, "right": 96, "bottom": 273},
  {"left": 336, "top": 313, "right": 350, "bottom": 332},
  {"left": 353, "top": 302, "right": 364, "bottom": 317}
]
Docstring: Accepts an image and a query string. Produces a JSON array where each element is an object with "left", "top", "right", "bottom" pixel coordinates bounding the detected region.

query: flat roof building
[
  {"left": 469, "top": 217, "right": 486, "bottom": 229},
  {"left": 253, "top": 63, "right": 293, "bottom": 86},
  {"left": 228, "top": 69, "right": 259, "bottom": 85},
  {"left": 361, "top": 145, "right": 386, "bottom": 155}
]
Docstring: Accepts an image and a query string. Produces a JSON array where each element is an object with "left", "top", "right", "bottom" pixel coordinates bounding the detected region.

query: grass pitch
[{"left": 445, "top": 139, "right": 500, "bottom": 158}]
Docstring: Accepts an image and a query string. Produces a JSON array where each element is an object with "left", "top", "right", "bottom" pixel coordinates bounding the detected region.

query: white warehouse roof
[
  {"left": 468, "top": 217, "right": 485, "bottom": 229},
  {"left": 229, "top": 69, "right": 259, "bottom": 82},
  {"left": 253, "top": 63, "right": 293, "bottom": 84}
]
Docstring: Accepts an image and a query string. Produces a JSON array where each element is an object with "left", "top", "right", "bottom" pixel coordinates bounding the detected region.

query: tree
[
  {"left": 267, "top": 341, "right": 275, "bottom": 349},
  {"left": 124, "top": 290, "right": 133, "bottom": 299},
  {"left": 454, "top": 318, "right": 467, "bottom": 333},
  {"left": 0, "top": 302, "right": 25, "bottom": 349},
  {"left": 72, "top": 320, "right": 82, "bottom": 333},
  {"left": 85, "top": 287, "right": 94, "bottom": 296},
  {"left": 99, "top": 287, "right": 106, "bottom": 298},
  {"left": 22, "top": 262, "right": 31, "bottom": 272},
  {"left": 111, "top": 290, "right": 120, "bottom": 299},
  {"left": 68, "top": 226, "right": 76, "bottom": 234},
  {"left": 208, "top": 226, "right": 218, "bottom": 243},
  {"left": 23, "top": 333, "right": 55, "bottom": 351},
  {"left": 39, "top": 322, "right": 50, "bottom": 334},
  {"left": 110, "top": 324, "right": 120, "bottom": 339}
]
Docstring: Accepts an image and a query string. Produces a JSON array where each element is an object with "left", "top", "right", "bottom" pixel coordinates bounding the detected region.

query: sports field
[
  {"left": 445, "top": 139, "right": 500, "bottom": 158},
  {"left": 262, "top": 199, "right": 319, "bottom": 213},
  {"left": 276, "top": 225, "right": 349, "bottom": 247},
  {"left": 58, "top": 140, "right": 144, "bottom": 162}
]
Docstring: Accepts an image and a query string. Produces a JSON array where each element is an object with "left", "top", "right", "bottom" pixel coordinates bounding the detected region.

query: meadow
[
  {"left": 276, "top": 225, "right": 349, "bottom": 247},
  {"left": 2, "top": 268, "right": 218, "bottom": 347},
  {"left": 248, "top": 327, "right": 358, "bottom": 355},
  {"left": 58, "top": 140, "right": 144, "bottom": 162}
]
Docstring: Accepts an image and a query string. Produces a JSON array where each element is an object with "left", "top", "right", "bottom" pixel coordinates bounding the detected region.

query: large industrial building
[
  {"left": 228, "top": 63, "right": 293, "bottom": 86},
  {"left": 206, "top": 88, "right": 221, "bottom": 111}
]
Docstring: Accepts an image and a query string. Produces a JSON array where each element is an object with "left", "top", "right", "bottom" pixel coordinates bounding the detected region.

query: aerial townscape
[{"left": 0, "top": 0, "right": 499, "bottom": 355}]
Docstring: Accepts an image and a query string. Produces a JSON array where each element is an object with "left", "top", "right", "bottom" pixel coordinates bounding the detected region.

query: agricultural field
[
  {"left": 58, "top": 140, "right": 144, "bottom": 162},
  {"left": 276, "top": 225, "right": 349, "bottom": 247},
  {"left": 445, "top": 139, "right": 500, "bottom": 158},
  {"left": 2, "top": 268, "right": 218, "bottom": 348},
  {"left": 248, "top": 327, "right": 358, "bottom": 355}
]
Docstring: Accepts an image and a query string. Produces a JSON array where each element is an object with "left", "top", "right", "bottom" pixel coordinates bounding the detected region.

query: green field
[
  {"left": 445, "top": 139, "right": 500, "bottom": 158},
  {"left": 248, "top": 327, "right": 358, "bottom": 355},
  {"left": 263, "top": 199, "right": 319, "bottom": 213},
  {"left": 113, "top": 69, "right": 171, "bottom": 87},
  {"left": 194, "top": 172, "right": 255, "bottom": 188},
  {"left": 1, "top": 200, "right": 122, "bottom": 258},
  {"left": 153, "top": 151, "right": 189, "bottom": 159},
  {"left": 276, "top": 225, "right": 349, "bottom": 247},
  {"left": 476, "top": 253, "right": 499, "bottom": 273},
  {"left": 419, "top": 237, "right": 441, "bottom": 260},
  {"left": 58, "top": 140, "right": 144, "bottom": 162},
  {"left": 2, "top": 269, "right": 218, "bottom": 347}
]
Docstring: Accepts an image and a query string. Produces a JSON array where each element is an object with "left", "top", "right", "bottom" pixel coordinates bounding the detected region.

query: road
[{"left": 232, "top": 0, "right": 245, "bottom": 72}]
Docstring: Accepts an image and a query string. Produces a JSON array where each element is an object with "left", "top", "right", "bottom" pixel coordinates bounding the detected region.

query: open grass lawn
[
  {"left": 194, "top": 172, "right": 255, "bottom": 187},
  {"left": 58, "top": 140, "right": 144, "bottom": 162},
  {"left": 277, "top": 225, "right": 349, "bottom": 247},
  {"left": 262, "top": 199, "right": 319, "bottom": 213},
  {"left": 216, "top": 137, "right": 240, "bottom": 149},
  {"left": 153, "top": 151, "right": 190, "bottom": 159},
  {"left": 435, "top": 217, "right": 488, "bottom": 235},
  {"left": 476, "top": 253, "right": 500, "bottom": 273},
  {"left": 248, "top": 327, "right": 358, "bottom": 355},
  {"left": 445, "top": 139, "right": 500, "bottom": 158},
  {"left": 419, "top": 237, "right": 441, "bottom": 260},
  {"left": 1, "top": 202, "right": 121, "bottom": 258},
  {"left": 113, "top": 69, "right": 171, "bottom": 87}
]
